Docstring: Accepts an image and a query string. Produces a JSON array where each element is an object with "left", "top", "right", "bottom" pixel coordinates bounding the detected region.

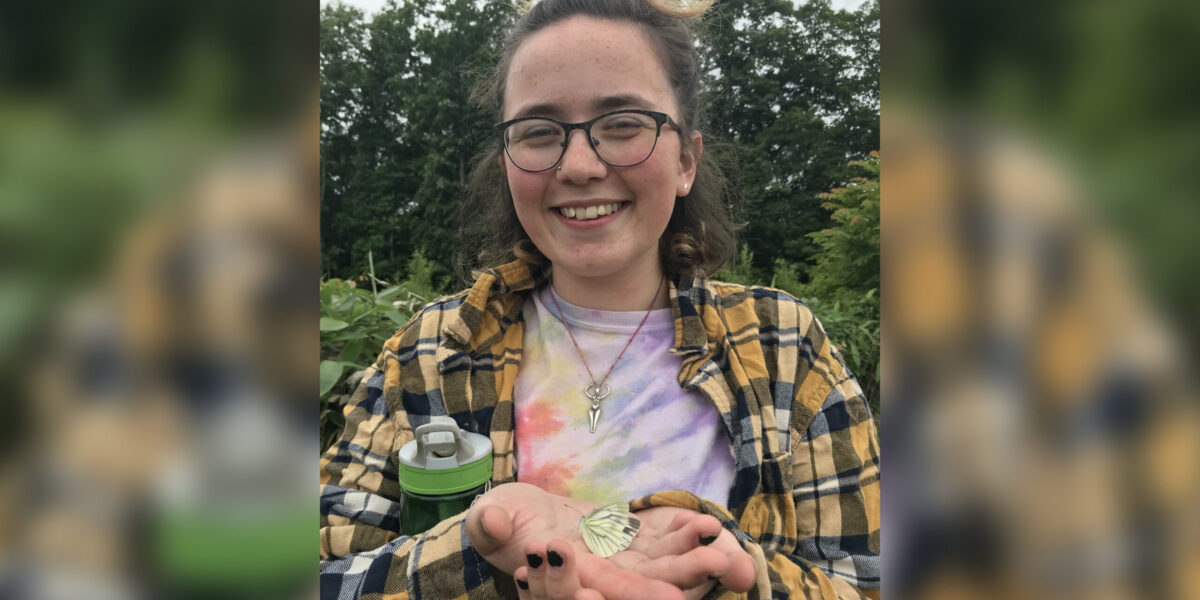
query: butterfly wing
[{"left": 579, "top": 502, "right": 641, "bottom": 558}]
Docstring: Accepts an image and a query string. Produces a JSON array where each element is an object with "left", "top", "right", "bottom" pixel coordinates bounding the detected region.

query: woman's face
[{"left": 501, "top": 16, "right": 698, "bottom": 285}]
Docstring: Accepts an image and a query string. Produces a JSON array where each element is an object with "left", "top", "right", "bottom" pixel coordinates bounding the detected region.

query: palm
[
  {"left": 466, "top": 483, "right": 755, "bottom": 599},
  {"left": 468, "top": 482, "right": 598, "bottom": 572}
]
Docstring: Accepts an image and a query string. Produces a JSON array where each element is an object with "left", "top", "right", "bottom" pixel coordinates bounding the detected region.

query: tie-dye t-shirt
[{"left": 514, "top": 285, "right": 735, "bottom": 506}]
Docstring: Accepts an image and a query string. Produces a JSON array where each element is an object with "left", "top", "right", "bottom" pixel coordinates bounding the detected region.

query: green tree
[
  {"left": 320, "top": 4, "right": 371, "bottom": 276},
  {"left": 701, "top": 0, "right": 879, "bottom": 275},
  {"left": 803, "top": 154, "right": 879, "bottom": 300},
  {"left": 781, "top": 154, "right": 880, "bottom": 412},
  {"left": 320, "top": 0, "right": 509, "bottom": 284}
]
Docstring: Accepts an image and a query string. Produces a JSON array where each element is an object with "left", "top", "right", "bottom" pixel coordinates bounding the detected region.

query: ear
[{"left": 676, "top": 130, "right": 702, "bottom": 197}]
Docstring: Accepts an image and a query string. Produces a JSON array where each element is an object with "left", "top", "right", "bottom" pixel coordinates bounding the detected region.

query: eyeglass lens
[{"left": 502, "top": 112, "right": 661, "bottom": 172}]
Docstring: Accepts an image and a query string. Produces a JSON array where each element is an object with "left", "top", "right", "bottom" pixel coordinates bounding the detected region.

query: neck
[{"left": 550, "top": 264, "right": 669, "bottom": 311}]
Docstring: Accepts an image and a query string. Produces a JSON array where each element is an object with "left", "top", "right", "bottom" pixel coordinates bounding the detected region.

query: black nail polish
[
  {"left": 516, "top": 578, "right": 529, "bottom": 590},
  {"left": 526, "top": 553, "right": 543, "bottom": 568},
  {"left": 708, "top": 574, "right": 722, "bottom": 581},
  {"left": 699, "top": 535, "right": 717, "bottom": 546},
  {"left": 547, "top": 549, "right": 564, "bottom": 567}
]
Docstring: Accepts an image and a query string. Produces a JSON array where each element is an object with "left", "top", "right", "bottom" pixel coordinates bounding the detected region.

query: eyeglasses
[{"left": 496, "top": 109, "right": 681, "bottom": 173}]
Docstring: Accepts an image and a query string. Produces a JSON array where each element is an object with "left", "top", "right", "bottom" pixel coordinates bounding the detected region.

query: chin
[{"left": 551, "top": 261, "right": 614, "bottom": 279}]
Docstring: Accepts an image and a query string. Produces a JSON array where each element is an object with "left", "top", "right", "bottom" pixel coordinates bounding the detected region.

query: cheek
[
  {"left": 505, "top": 170, "right": 546, "bottom": 220},
  {"left": 628, "top": 157, "right": 679, "bottom": 201}
]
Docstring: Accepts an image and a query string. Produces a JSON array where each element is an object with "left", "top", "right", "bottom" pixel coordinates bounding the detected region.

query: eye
[
  {"left": 521, "top": 125, "right": 559, "bottom": 139},
  {"left": 602, "top": 117, "right": 645, "bottom": 130},
  {"left": 509, "top": 120, "right": 563, "bottom": 145},
  {"left": 596, "top": 113, "right": 653, "bottom": 140}
]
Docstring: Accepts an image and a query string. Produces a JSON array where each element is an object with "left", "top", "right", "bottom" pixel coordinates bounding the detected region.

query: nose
[{"left": 556, "top": 129, "right": 606, "bottom": 182}]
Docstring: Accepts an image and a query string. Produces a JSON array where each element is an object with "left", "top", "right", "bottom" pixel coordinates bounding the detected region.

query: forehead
[{"left": 503, "top": 16, "right": 675, "bottom": 119}]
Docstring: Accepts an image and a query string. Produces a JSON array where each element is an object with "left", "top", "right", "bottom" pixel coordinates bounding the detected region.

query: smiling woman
[
  {"left": 499, "top": 15, "right": 692, "bottom": 310},
  {"left": 319, "top": 1, "right": 880, "bottom": 599}
]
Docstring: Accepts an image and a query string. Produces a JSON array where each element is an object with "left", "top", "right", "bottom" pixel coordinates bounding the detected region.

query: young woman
[{"left": 320, "top": 1, "right": 880, "bottom": 599}]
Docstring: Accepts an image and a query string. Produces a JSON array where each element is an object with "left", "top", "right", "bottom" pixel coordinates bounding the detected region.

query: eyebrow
[{"left": 509, "top": 93, "right": 657, "bottom": 120}]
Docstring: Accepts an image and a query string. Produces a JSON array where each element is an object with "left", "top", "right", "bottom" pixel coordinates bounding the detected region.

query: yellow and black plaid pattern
[{"left": 320, "top": 259, "right": 880, "bottom": 599}]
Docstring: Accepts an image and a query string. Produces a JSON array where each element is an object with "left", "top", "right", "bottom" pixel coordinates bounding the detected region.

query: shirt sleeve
[
  {"left": 319, "top": 330, "right": 504, "bottom": 599},
  {"left": 632, "top": 335, "right": 881, "bottom": 600}
]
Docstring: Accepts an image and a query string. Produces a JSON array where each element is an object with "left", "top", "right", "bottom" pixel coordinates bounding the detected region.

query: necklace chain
[{"left": 547, "top": 278, "right": 665, "bottom": 433}]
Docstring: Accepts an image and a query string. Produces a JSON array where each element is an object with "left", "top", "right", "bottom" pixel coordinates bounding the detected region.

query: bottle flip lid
[{"left": 397, "top": 416, "right": 493, "bottom": 495}]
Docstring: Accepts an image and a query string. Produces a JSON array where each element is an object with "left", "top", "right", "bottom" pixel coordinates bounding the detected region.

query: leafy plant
[
  {"left": 320, "top": 250, "right": 445, "bottom": 451},
  {"left": 712, "top": 243, "right": 765, "bottom": 285},
  {"left": 792, "top": 154, "right": 880, "bottom": 415}
]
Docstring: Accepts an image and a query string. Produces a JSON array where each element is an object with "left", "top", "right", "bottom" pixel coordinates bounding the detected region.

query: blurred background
[
  {"left": 0, "top": 1, "right": 317, "bottom": 598},
  {"left": 883, "top": 0, "right": 1200, "bottom": 598}
]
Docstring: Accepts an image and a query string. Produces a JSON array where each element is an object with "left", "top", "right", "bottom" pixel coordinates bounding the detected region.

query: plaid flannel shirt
[{"left": 320, "top": 259, "right": 881, "bottom": 599}]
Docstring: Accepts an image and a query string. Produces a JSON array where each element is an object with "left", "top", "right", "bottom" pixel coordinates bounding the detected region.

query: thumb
[{"left": 466, "top": 503, "right": 513, "bottom": 556}]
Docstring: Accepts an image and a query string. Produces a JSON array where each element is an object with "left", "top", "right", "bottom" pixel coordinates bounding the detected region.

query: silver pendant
[
  {"left": 584, "top": 383, "right": 610, "bottom": 433},
  {"left": 588, "top": 405, "right": 601, "bottom": 433}
]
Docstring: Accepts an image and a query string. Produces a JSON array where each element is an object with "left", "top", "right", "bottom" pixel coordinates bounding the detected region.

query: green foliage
[
  {"left": 804, "top": 153, "right": 880, "bottom": 299},
  {"left": 793, "top": 155, "right": 880, "bottom": 414},
  {"left": 320, "top": 0, "right": 509, "bottom": 285},
  {"left": 319, "top": 250, "right": 447, "bottom": 451},
  {"left": 701, "top": 0, "right": 880, "bottom": 273},
  {"left": 712, "top": 243, "right": 765, "bottom": 285},
  {"left": 400, "top": 248, "right": 450, "bottom": 300}
]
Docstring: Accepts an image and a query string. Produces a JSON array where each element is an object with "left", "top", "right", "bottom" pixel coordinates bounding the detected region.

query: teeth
[{"left": 559, "top": 203, "right": 622, "bottom": 220}]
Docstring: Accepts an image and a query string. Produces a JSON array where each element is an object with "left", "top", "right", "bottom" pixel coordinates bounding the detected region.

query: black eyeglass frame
[{"left": 494, "top": 109, "right": 682, "bottom": 173}]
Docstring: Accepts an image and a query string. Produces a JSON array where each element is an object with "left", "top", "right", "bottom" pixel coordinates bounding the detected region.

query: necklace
[{"left": 547, "top": 278, "right": 665, "bottom": 433}]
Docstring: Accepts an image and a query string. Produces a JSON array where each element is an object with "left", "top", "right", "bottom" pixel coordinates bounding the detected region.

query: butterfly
[{"left": 568, "top": 502, "right": 642, "bottom": 558}]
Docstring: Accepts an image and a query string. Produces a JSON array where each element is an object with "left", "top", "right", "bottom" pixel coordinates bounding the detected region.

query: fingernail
[
  {"left": 547, "top": 549, "right": 564, "bottom": 567},
  {"left": 516, "top": 578, "right": 529, "bottom": 590},
  {"left": 699, "top": 535, "right": 718, "bottom": 546},
  {"left": 526, "top": 553, "right": 543, "bottom": 569}
]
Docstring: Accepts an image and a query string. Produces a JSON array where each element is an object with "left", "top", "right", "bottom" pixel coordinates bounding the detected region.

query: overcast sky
[{"left": 320, "top": 0, "right": 870, "bottom": 16}]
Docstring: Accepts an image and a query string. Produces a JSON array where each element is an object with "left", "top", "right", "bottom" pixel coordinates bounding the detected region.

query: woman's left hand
[
  {"left": 515, "top": 508, "right": 756, "bottom": 600},
  {"left": 615, "top": 506, "right": 757, "bottom": 600}
]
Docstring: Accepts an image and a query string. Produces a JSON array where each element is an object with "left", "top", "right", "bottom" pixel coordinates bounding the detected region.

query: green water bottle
[{"left": 397, "top": 416, "right": 493, "bottom": 535}]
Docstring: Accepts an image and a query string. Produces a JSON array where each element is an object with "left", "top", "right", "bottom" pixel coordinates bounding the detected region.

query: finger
[
  {"left": 574, "top": 589, "right": 606, "bottom": 600},
  {"left": 670, "top": 528, "right": 757, "bottom": 594},
  {"left": 514, "top": 566, "right": 532, "bottom": 600},
  {"left": 465, "top": 504, "right": 514, "bottom": 556},
  {"left": 523, "top": 542, "right": 549, "bottom": 599},
  {"left": 665, "top": 510, "right": 695, "bottom": 532},
  {"left": 542, "top": 539, "right": 583, "bottom": 599},
  {"left": 715, "top": 546, "right": 757, "bottom": 593},
  {"left": 639, "top": 514, "right": 725, "bottom": 559},
  {"left": 609, "top": 546, "right": 730, "bottom": 590},
  {"left": 574, "top": 552, "right": 686, "bottom": 600}
]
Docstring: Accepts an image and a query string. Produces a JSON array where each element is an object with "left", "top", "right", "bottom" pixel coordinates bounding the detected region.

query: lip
[{"left": 551, "top": 200, "right": 628, "bottom": 228}]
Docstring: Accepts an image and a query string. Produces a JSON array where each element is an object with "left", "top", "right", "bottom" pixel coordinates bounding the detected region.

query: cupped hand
[
  {"left": 465, "top": 482, "right": 597, "bottom": 575},
  {"left": 624, "top": 506, "right": 757, "bottom": 600},
  {"left": 465, "top": 483, "right": 743, "bottom": 600}
]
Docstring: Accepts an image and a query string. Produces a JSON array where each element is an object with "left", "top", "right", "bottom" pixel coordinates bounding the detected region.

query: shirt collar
[
  {"left": 444, "top": 258, "right": 715, "bottom": 359},
  {"left": 444, "top": 259, "right": 549, "bottom": 350}
]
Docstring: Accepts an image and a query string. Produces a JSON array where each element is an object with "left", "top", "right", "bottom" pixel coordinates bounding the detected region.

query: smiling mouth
[{"left": 557, "top": 202, "right": 624, "bottom": 221}]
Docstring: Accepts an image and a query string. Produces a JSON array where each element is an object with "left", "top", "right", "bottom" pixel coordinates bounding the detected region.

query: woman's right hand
[{"left": 465, "top": 483, "right": 734, "bottom": 600}]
